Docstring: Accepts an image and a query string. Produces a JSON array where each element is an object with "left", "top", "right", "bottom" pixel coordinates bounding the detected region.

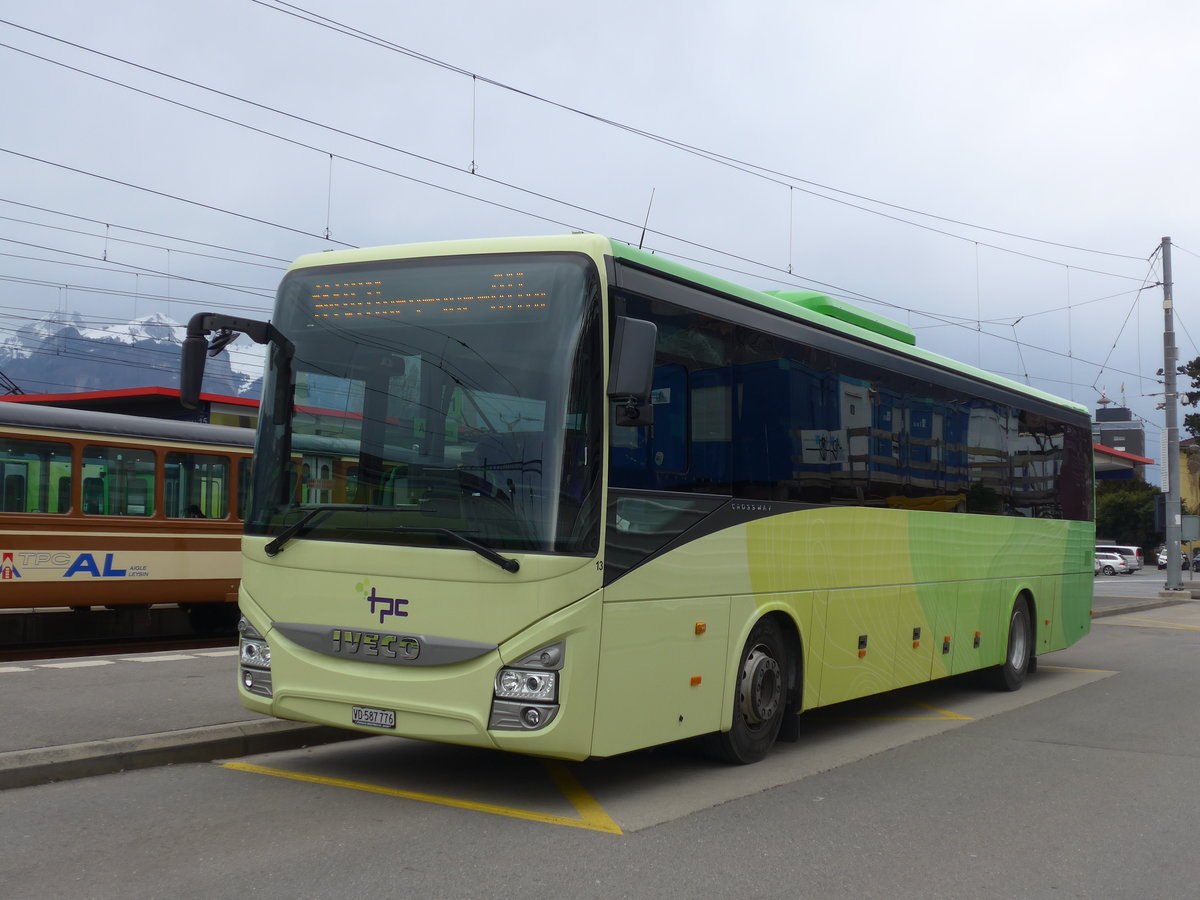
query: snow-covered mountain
[{"left": 0, "top": 310, "right": 264, "bottom": 398}]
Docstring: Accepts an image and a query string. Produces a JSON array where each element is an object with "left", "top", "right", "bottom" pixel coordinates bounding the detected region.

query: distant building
[
  {"left": 0, "top": 386, "right": 257, "bottom": 429},
  {"left": 1092, "top": 404, "right": 1145, "bottom": 458},
  {"left": 1094, "top": 443, "right": 1154, "bottom": 482},
  {"left": 1090, "top": 398, "right": 1150, "bottom": 483}
]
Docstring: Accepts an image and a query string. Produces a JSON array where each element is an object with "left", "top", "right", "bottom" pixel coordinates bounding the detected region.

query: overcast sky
[{"left": 2, "top": 0, "right": 1199, "bottom": 473}]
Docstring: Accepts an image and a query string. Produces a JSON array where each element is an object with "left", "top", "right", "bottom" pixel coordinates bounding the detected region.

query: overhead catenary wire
[
  {"left": 0, "top": 147, "right": 357, "bottom": 249},
  {"left": 252, "top": 0, "right": 1146, "bottom": 263},
  {"left": 0, "top": 22, "right": 1152, "bottom": 288},
  {"left": 0, "top": 271, "right": 274, "bottom": 315},
  {"left": 0, "top": 10, "right": 1161, "bottom": 417},
  {"left": 1089, "top": 252, "right": 1162, "bottom": 396},
  {"left": 0, "top": 212, "right": 286, "bottom": 271},
  {"left": 0, "top": 13, "right": 1177, "bottom": 410},
  {"left": 0, "top": 233, "right": 278, "bottom": 298},
  {"left": 0, "top": 197, "right": 292, "bottom": 265}
]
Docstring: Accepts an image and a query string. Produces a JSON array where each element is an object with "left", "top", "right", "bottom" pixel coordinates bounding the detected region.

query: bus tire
[
  {"left": 988, "top": 595, "right": 1032, "bottom": 692},
  {"left": 704, "top": 616, "right": 788, "bottom": 764}
]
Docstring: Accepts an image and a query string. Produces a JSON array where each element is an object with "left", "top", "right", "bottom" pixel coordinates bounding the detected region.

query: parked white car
[
  {"left": 1157, "top": 549, "right": 1190, "bottom": 570},
  {"left": 1096, "top": 552, "right": 1131, "bottom": 575}
]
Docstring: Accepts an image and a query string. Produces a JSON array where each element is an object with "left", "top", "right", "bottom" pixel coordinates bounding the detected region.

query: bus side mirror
[
  {"left": 180, "top": 331, "right": 210, "bottom": 410},
  {"left": 607, "top": 316, "right": 656, "bottom": 427},
  {"left": 179, "top": 311, "right": 293, "bottom": 410}
]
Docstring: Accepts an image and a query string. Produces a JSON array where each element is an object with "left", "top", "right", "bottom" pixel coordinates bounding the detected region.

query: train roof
[{"left": 0, "top": 402, "right": 254, "bottom": 448}]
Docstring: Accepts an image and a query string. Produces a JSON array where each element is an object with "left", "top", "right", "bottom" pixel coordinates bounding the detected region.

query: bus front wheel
[
  {"left": 988, "top": 595, "right": 1032, "bottom": 692},
  {"left": 704, "top": 617, "right": 788, "bottom": 764}
]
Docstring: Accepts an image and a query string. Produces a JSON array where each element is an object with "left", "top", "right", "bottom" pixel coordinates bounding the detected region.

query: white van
[{"left": 1095, "top": 544, "right": 1143, "bottom": 571}]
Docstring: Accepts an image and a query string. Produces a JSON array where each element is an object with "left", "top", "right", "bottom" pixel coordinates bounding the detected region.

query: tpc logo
[
  {"left": 358, "top": 581, "right": 409, "bottom": 625},
  {"left": 1, "top": 552, "right": 20, "bottom": 580}
]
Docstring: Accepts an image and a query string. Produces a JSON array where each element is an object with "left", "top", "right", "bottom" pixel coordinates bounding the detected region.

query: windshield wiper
[
  {"left": 263, "top": 505, "right": 521, "bottom": 573},
  {"left": 389, "top": 526, "right": 520, "bottom": 573},
  {"left": 264, "top": 505, "right": 382, "bottom": 557}
]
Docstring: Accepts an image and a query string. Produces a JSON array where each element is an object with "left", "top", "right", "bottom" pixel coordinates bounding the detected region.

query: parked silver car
[{"left": 1096, "top": 552, "right": 1131, "bottom": 575}]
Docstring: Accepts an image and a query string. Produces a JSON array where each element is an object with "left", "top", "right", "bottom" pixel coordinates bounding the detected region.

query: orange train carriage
[{"left": 0, "top": 402, "right": 253, "bottom": 614}]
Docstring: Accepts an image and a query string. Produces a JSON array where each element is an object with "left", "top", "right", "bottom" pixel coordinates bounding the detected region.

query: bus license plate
[{"left": 352, "top": 706, "right": 395, "bottom": 729}]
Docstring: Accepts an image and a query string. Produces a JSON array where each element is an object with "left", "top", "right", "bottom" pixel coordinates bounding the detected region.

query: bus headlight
[
  {"left": 240, "top": 640, "right": 271, "bottom": 668},
  {"left": 238, "top": 616, "right": 273, "bottom": 698},
  {"left": 489, "top": 641, "right": 563, "bottom": 731},
  {"left": 494, "top": 668, "right": 556, "bottom": 701}
]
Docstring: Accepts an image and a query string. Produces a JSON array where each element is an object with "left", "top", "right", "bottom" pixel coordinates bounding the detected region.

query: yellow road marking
[
  {"left": 541, "top": 761, "right": 623, "bottom": 834},
  {"left": 904, "top": 700, "right": 973, "bottom": 721},
  {"left": 222, "top": 759, "right": 623, "bottom": 835},
  {"left": 1038, "top": 664, "right": 1116, "bottom": 674},
  {"left": 814, "top": 698, "right": 973, "bottom": 722}
]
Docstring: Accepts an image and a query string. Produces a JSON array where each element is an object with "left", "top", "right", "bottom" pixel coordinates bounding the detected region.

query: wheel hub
[
  {"left": 739, "top": 646, "right": 782, "bottom": 725},
  {"left": 1010, "top": 610, "right": 1029, "bottom": 670}
]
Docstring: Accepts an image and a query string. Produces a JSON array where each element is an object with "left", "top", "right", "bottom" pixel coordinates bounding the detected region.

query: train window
[
  {"left": 0, "top": 437, "right": 72, "bottom": 514},
  {"left": 165, "top": 452, "right": 231, "bottom": 519},
  {"left": 82, "top": 445, "right": 156, "bottom": 517}
]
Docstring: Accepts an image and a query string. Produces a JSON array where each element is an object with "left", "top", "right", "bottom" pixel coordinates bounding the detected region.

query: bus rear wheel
[
  {"left": 704, "top": 617, "right": 788, "bottom": 764},
  {"left": 988, "top": 595, "right": 1032, "bottom": 692}
]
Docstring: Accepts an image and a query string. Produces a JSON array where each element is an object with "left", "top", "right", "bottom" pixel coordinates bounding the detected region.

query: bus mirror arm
[
  {"left": 607, "top": 316, "right": 656, "bottom": 427},
  {"left": 614, "top": 395, "right": 653, "bottom": 427},
  {"left": 180, "top": 312, "right": 295, "bottom": 410}
]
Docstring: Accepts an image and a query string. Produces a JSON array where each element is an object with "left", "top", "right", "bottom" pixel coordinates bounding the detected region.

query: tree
[
  {"left": 1095, "top": 480, "right": 1160, "bottom": 551},
  {"left": 1180, "top": 356, "right": 1200, "bottom": 438}
]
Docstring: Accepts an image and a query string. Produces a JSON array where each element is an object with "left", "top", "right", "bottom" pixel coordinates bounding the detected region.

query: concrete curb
[
  {"left": 0, "top": 718, "right": 359, "bottom": 791},
  {"left": 1092, "top": 598, "right": 1191, "bottom": 618}
]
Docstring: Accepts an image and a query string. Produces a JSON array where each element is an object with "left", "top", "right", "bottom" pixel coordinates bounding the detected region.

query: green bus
[{"left": 181, "top": 233, "right": 1094, "bottom": 763}]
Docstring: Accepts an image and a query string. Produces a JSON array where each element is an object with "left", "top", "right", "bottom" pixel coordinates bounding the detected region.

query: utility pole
[{"left": 1162, "top": 236, "right": 1185, "bottom": 592}]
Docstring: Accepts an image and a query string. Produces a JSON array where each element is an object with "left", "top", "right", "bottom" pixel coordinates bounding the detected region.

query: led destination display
[{"left": 302, "top": 266, "right": 555, "bottom": 324}]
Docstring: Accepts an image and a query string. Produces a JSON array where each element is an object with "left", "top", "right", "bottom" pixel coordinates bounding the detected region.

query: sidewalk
[
  {"left": 0, "top": 647, "right": 353, "bottom": 791},
  {"left": 0, "top": 591, "right": 1187, "bottom": 791}
]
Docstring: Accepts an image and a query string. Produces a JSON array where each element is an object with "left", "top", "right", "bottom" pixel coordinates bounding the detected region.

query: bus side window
[{"left": 57, "top": 476, "right": 71, "bottom": 513}]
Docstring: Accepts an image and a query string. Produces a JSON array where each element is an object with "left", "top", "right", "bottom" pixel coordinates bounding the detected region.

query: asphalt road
[{"left": 2, "top": 599, "right": 1198, "bottom": 899}]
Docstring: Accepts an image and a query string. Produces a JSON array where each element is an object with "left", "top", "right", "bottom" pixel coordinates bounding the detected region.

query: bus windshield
[{"left": 247, "top": 251, "right": 603, "bottom": 556}]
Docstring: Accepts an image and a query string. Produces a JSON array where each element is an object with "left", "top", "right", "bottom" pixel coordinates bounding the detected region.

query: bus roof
[{"left": 287, "top": 234, "right": 1088, "bottom": 418}]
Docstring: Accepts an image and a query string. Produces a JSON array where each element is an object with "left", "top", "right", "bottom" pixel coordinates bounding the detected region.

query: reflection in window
[
  {"left": 610, "top": 292, "right": 1091, "bottom": 523},
  {"left": 0, "top": 437, "right": 72, "bottom": 514},
  {"left": 165, "top": 452, "right": 230, "bottom": 518},
  {"left": 82, "top": 446, "right": 155, "bottom": 517}
]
